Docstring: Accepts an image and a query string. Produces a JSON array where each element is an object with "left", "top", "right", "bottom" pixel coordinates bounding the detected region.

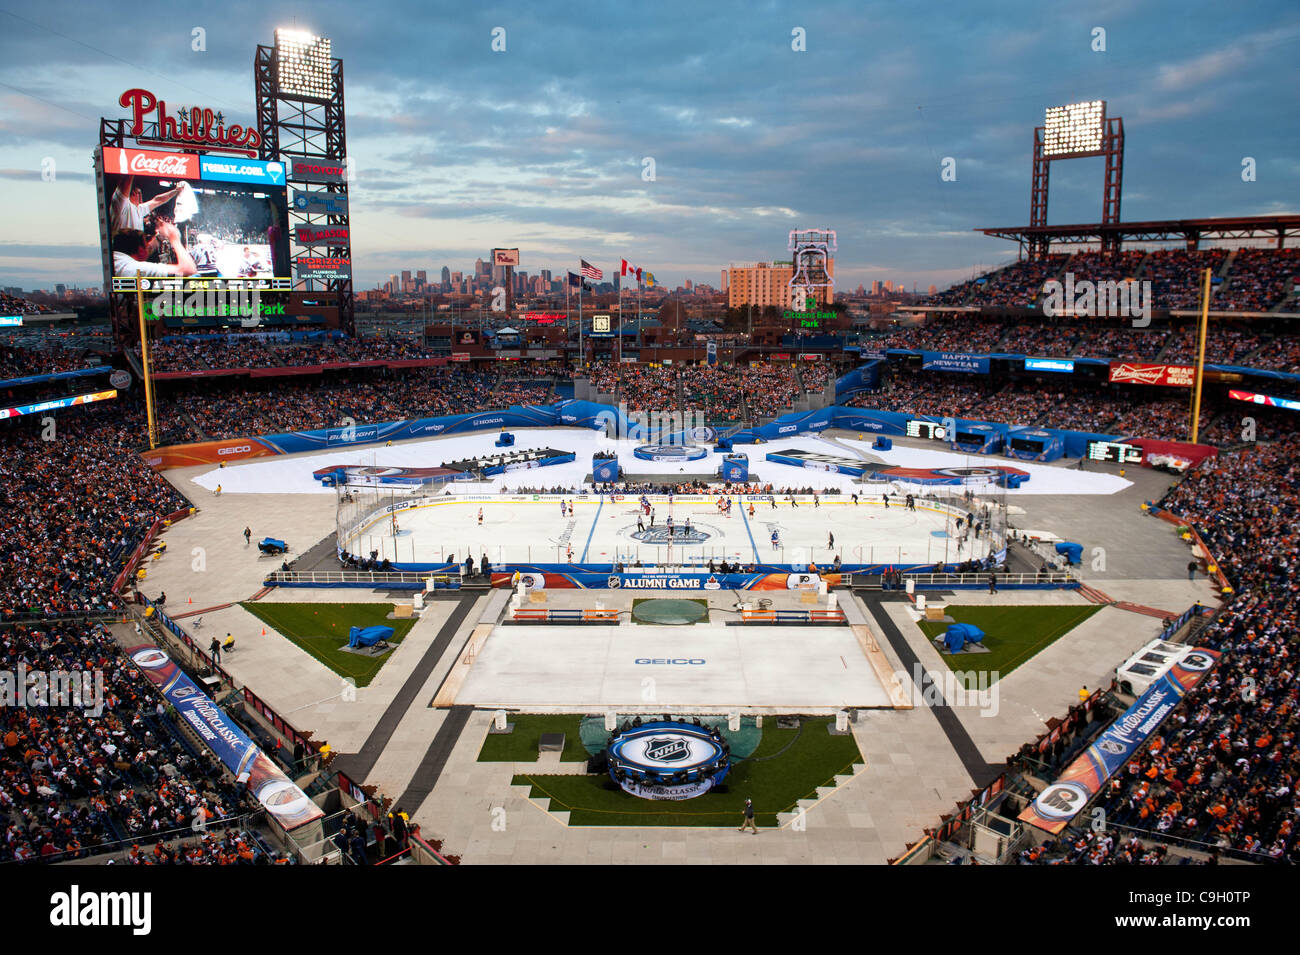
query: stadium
[{"left": 0, "top": 7, "right": 1294, "bottom": 913}]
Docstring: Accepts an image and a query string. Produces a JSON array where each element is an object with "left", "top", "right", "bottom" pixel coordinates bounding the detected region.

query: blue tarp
[
  {"left": 1055, "top": 541, "right": 1084, "bottom": 564},
  {"left": 259, "top": 537, "right": 286, "bottom": 549},
  {"left": 348, "top": 625, "right": 394, "bottom": 648},
  {"left": 943, "top": 623, "right": 986, "bottom": 653}
]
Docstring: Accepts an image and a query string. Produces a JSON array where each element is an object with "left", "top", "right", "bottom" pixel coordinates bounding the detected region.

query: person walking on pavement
[
  {"left": 988, "top": 572, "right": 997, "bottom": 594},
  {"left": 209, "top": 637, "right": 222, "bottom": 664},
  {"left": 739, "top": 798, "right": 758, "bottom": 834},
  {"left": 243, "top": 526, "right": 251, "bottom": 546}
]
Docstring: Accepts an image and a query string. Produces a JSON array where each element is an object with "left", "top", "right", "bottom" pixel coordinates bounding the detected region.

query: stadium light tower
[
  {"left": 1029, "top": 100, "right": 1124, "bottom": 257},
  {"left": 255, "top": 29, "right": 355, "bottom": 333}
]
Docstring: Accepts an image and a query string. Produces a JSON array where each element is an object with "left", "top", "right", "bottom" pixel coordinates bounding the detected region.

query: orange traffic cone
[
  {"left": 261, "top": 627, "right": 266, "bottom": 636},
  {"left": 188, "top": 597, "right": 193, "bottom": 605}
]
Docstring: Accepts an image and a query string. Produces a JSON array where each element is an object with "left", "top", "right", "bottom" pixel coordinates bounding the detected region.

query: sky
[{"left": 0, "top": 0, "right": 1297, "bottom": 293}]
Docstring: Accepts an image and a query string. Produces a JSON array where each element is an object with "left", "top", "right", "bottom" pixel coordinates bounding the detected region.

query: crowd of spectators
[
  {"left": 144, "top": 332, "right": 442, "bottom": 373},
  {"left": 1159, "top": 325, "right": 1267, "bottom": 366},
  {"left": 1, "top": 621, "right": 256, "bottom": 862},
  {"left": 159, "top": 368, "right": 504, "bottom": 440},
  {"left": 1216, "top": 248, "right": 1300, "bottom": 312},
  {"left": 1144, "top": 249, "right": 1227, "bottom": 310},
  {"left": 844, "top": 369, "right": 1215, "bottom": 441},
  {"left": 588, "top": 361, "right": 803, "bottom": 421},
  {"left": 0, "top": 291, "right": 55, "bottom": 316},
  {"left": 1078, "top": 431, "right": 1300, "bottom": 862},
  {"left": 0, "top": 404, "right": 189, "bottom": 618},
  {"left": 0, "top": 344, "right": 98, "bottom": 380},
  {"left": 920, "top": 247, "right": 1300, "bottom": 316}
]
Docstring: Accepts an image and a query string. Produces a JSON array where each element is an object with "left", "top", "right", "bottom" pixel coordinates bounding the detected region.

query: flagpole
[
  {"left": 566, "top": 279, "right": 570, "bottom": 370},
  {"left": 578, "top": 266, "right": 583, "bottom": 371}
]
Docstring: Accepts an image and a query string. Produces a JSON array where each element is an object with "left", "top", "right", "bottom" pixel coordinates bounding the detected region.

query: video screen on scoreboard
[{"left": 101, "top": 150, "right": 290, "bottom": 282}]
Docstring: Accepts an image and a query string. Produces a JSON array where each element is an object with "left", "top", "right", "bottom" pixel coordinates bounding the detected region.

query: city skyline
[{"left": 1, "top": 2, "right": 1298, "bottom": 293}]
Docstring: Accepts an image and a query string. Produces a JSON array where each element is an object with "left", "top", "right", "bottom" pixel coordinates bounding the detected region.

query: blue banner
[
  {"left": 0, "top": 365, "right": 112, "bottom": 389},
  {"left": 922, "top": 352, "right": 991, "bottom": 374},
  {"left": 127, "top": 643, "right": 324, "bottom": 831},
  {"left": 199, "top": 156, "right": 287, "bottom": 186},
  {"left": 1025, "top": 357, "right": 1075, "bottom": 373}
]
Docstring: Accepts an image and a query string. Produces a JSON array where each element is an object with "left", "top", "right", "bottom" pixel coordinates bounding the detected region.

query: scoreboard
[
  {"left": 1087, "top": 440, "right": 1143, "bottom": 463},
  {"left": 906, "top": 420, "right": 948, "bottom": 441}
]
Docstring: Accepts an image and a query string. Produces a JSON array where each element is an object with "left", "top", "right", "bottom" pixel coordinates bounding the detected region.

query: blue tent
[
  {"left": 942, "top": 623, "right": 986, "bottom": 654},
  {"left": 348, "top": 625, "right": 395, "bottom": 648},
  {"left": 1055, "top": 541, "right": 1084, "bottom": 565}
]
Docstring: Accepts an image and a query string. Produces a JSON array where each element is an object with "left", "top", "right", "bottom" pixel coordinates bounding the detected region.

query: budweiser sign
[
  {"left": 105, "top": 147, "right": 200, "bottom": 180},
  {"left": 120, "top": 88, "right": 261, "bottom": 157},
  {"left": 1108, "top": 362, "right": 1196, "bottom": 387}
]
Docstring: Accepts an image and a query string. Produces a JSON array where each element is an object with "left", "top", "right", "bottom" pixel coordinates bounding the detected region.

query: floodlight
[
  {"left": 275, "top": 29, "right": 333, "bottom": 100},
  {"left": 1042, "top": 100, "right": 1105, "bottom": 157}
]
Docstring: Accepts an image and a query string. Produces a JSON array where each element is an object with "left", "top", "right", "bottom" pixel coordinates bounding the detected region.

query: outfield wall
[{"left": 141, "top": 399, "right": 1214, "bottom": 472}]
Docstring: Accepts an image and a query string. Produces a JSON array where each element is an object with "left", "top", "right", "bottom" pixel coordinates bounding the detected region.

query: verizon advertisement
[
  {"left": 284, "top": 154, "right": 349, "bottom": 184},
  {"left": 1108, "top": 361, "right": 1196, "bottom": 388},
  {"left": 295, "top": 225, "right": 350, "bottom": 246}
]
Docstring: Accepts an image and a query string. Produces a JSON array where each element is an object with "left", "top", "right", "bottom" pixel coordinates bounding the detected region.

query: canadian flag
[{"left": 620, "top": 259, "right": 643, "bottom": 282}]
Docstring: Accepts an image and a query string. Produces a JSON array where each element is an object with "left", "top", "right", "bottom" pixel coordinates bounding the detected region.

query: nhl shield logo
[
  {"left": 607, "top": 575, "right": 622, "bottom": 588},
  {"left": 646, "top": 737, "right": 691, "bottom": 762}
]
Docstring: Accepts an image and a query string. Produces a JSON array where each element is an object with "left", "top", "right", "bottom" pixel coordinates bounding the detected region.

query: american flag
[{"left": 580, "top": 259, "right": 603, "bottom": 281}]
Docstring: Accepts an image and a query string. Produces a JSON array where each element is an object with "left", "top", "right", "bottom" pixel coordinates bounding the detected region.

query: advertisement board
[
  {"left": 492, "top": 248, "right": 521, "bottom": 266},
  {"left": 294, "top": 255, "right": 352, "bottom": 281},
  {"left": 921, "top": 352, "right": 990, "bottom": 374},
  {"left": 294, "top": 225, "right": 350, "bottom": 246},
  {"left": 291, "top": 189, "right": 349, "bottom": 215},
  {"left": 101, "top": 147, "right": 289, "bottom": 282},
  {"left": 1108, "top": 361, "right": 1195, "bottom": 387},
  {"left": 284, "top": 154, "right": 349, "bottom": 184}
]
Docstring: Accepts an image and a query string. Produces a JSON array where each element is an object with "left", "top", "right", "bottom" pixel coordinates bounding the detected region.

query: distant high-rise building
[
  {"left": 416, "top": 270, "right": 427, "bottom": 291},
  {"left": 928, "top": 284, "right": 938, "bottom": 295},
  {"left": 721, "top": 270, "right": 729, "bottom": 291},
  {"left": 882, "top": 280, "right": 892, "bottom": 292},
  {"left": 441, "top": 266, "right": 451, "bottom": 286},
  {"left": 727, "top": 260, "right": 835, "bottom": 309},
  {"left": 871, "top": 280, "right": 882, "bottom": 294}
]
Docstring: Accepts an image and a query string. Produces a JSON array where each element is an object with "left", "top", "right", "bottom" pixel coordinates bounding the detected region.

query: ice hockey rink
[
  {"left": 453, "top": 624, "right": 895, "bottom": 713},
  {"left": 353, "top": 493, "right": 993, "bottom": 567}
]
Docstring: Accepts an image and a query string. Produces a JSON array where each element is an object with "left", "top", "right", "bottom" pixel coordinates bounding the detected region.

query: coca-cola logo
[{"left": 129, "top": 153, "right": 192, "bottom": 176}]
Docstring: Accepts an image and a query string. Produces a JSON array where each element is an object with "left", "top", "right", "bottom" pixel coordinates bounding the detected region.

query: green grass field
[
  {"left": 918, "top": 604, "right": 1103, "bottom": 685},
  {"left": 239, "top": 602, "right": 418, "bottom": 687},
  {"left": 512, "top": 717, "right": 861, "bottom": 827},
  {"left": 477, "top": 715, "right": 589, "bottom": 762}
]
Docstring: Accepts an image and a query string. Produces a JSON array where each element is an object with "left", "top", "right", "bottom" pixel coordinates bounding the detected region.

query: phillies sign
[
  {"left": 120, "top": 88, "right": 261, "bottom": 157},
  {"left": 1108, "top": 362, "right": 1196, "bottom": 388},
  {"left": 295, "top": 225, "right": 351, "bottom": 246}
]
